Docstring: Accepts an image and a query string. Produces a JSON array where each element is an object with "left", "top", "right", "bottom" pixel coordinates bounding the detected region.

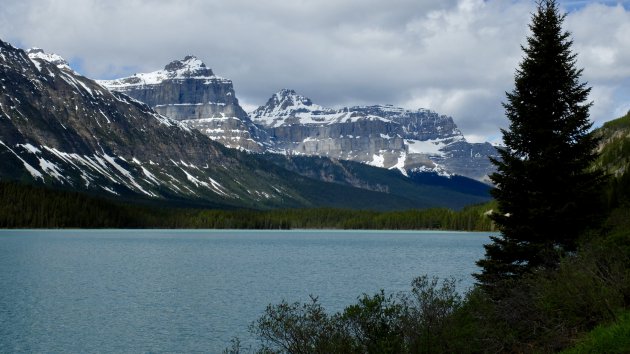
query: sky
[{"left": 1, "top": 0, "right": 629, "bottom": 143}]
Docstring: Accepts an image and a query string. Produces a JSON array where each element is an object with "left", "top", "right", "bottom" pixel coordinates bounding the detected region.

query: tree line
[{"left": 0, "top": 181, "right": 496, "bottom": 231}]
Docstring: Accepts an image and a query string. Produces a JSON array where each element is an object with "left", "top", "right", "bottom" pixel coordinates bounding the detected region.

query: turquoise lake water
[{"left": 0, "top": 230, "right": 493, "bottom": 352}]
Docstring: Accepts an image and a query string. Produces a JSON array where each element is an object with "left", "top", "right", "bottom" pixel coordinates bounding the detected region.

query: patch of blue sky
[{"left": 559, "top": 0, "right": 630, "bottom": 12}]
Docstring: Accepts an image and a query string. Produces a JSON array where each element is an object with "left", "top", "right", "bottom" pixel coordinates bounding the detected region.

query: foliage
[
  {"left": 595, "top": 111, "right": 630, "bottom": 210},
  {"left": 251, "top": 296, "right": 354, "bottom": 354},
  {"left": 399, "top": 276, "right": 463, "bottom": 353},
  {"left": 477, "top": 0, "right": 606, "bottom": 292},
  {"left": 249, "top": 276, "right": 464, "bottom": 354},
  {"left": 340, "top": 291, "right": 405, "bottom": 353},
  {"left": 561, "top": 310, "right": 630, "bottom": 354},
  {"left": 467, "top": 212, "right": 630, "bottom": 353},
  {"left": 600, "top": 110, "right": 630, "bottom": 131},
  {"left": 0, "top": 180, "right": 148, "bottom": 228}
]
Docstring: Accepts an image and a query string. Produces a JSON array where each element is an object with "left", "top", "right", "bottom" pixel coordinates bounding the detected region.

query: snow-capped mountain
[
  {"left": 94, "top": 54, "right": 495, "bottom": 192},
  {"left": 102, "top": 55, "right": 216, "bottom": 86},
  {"left": 99, "top": 55, "right": 497, "bottom": 181},
  {"left": 251, "top": 89, "right": 498, "bottom": 181},
  {"left": 0, "top": 41, "right": 310, "bottom": 207},
  {"left": 250, "top": 89, "right": 337, "bottom": 127},
  {"left": 98, "top": 56, "right": 265, "bottom": 152},
  {"left": 25, "top": 48, "right": 71, "bottom": 70},
  {"left": 0, "top": 40, "right": 491, "bottom": 210}
]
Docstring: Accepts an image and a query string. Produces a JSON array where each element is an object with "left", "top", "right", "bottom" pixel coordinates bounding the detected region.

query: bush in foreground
[{"left": 250, "top": 276, "right": 463, "bottom": 353}]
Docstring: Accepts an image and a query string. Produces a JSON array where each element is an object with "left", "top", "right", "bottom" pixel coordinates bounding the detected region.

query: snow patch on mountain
[
  {"left": 368, "top": 153, "right": 385, "bottom": 168},
  {"left": 411, "top": 165, "right": 453, "bottom": 178},
  {"left": 406, "top": 138, "right": 457, "bottom": 155},
  {"left": 26, "top": 48, "right": 71, "bottom": 70},
  {"left": 389, "top": 152, "right": 408, "bottom": 176},
  {"left": 0, "top": 140, "right": 43, "bottom": 179},
  {"left": 250, "top": 89, "right": 335, "bottom": 127}
]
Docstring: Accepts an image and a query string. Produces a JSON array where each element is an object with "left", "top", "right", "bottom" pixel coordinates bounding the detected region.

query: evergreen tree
[{"left": 475, "top": 0, "right": 605, "bottom": 291}]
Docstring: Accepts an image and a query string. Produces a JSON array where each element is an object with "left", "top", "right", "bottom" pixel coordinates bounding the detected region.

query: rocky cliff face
[
  {"left": 98, "top": 57, "right": 264, "bottom": 152},
  {"left": 251, "top": 89, "right": 497, "bottom": 181}
]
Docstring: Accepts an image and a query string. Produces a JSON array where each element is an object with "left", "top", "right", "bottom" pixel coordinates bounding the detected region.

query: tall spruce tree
[{"left": 475, "top": 0, "right": 605, "bottom": 291}]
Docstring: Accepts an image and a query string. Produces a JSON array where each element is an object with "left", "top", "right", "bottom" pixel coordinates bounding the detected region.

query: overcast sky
[{"left": 1, "top": 0, "right": 629, "bottom": 143}]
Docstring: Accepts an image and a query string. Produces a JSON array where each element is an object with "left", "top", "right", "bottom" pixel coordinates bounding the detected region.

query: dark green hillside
[
  {"left": 595, "top": 110, "right": 630, "bottom": 177},
  {"left": 593, "top": 111, "right": 630, "bottom": 208},
  {"left": 0, "top": 180, "right": 495, "bottom": 230},
  {"left": 262, "top": 154, "right": 491, "bottom": 209}
]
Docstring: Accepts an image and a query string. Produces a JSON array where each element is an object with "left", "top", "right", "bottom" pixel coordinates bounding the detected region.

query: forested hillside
[
  {"left": 596, "top": 110, "right": 630, "bottom": 177},
  {"left": 0, "top": 181, "right": 495, "bottom": 230},
  {"left": 596, "top": 111, "right": 630, "bottom": 208}
]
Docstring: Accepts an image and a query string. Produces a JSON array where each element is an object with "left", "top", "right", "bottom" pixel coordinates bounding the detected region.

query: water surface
[{"left": 0, "top": 229, "right": 492, "bottom": 352}]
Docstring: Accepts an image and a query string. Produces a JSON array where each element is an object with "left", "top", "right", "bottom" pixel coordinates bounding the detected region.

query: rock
[{"left": 98, "top": 57, "right": 265, "bottom": 151}]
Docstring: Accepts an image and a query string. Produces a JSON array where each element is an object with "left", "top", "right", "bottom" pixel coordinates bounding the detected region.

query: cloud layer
[{"left": 1, "top": 0, "right": 629, "bottom": 142}]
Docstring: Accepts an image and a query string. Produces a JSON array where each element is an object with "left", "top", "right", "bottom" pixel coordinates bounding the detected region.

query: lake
[{"left": 0, "top": 230, "right": 493, "bottom": 352}]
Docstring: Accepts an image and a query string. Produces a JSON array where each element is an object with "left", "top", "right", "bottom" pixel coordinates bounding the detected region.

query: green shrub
[
  {"left": 562, "top": 310, "right": 630, "bottom": 354},
  {"left": 250, "top": 276, "right": 464, "bottom": 353},
  {"left": 250, "top": 296, "right": 354, "bottom": 353}
]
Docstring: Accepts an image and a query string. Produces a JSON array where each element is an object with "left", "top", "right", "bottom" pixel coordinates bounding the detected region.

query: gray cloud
[{"left": 1, "top": 0, "right": 629, "bottom": 142}]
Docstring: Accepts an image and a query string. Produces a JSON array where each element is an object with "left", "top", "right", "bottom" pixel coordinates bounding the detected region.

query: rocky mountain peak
[
  {"left": 163, "top": 55, "right": 213, "bottom": 78},
  {"left": 26, "top": 47, "right": 71, "bottom": 70},
  {"left": 270, "top": 89, "right": 313, "bottom": 106},
  {"left": 99, "top": 55, "right": 263, "bottom": 152},
  {"left": 98, "top": 56, "right": 221, "bottom": 89},
  {"left": 247, "top": 89, "right": 497, "bottom": 181},
  {"left": 271, "top": 89, "right": 315, "bottom": 109},
  {"left": 250, "top": 89, "right": 332, "bottom": 126}
]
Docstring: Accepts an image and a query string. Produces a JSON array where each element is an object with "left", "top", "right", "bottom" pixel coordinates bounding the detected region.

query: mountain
[
  {"left": 0, "top": 40, "right": 490, "bottom": 210},
  {"left": 252, "top": 89, "right": 498, "bottom": 181},
  {"left": 98, "top": 56, "right": 265, "bottom": 152},
  {"left": 100, "top": 58, "right": 498, "bottom": 182},
  {"left": 1, "top": 43, "right": 309, "bottom": 208}
]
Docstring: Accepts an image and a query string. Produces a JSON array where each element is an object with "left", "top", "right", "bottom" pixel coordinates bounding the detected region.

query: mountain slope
[
  {"left": 261, "top": 154, "right": 491, "bottom": 209},
  {"left": 0, "top": 40, "right": 489, "bottom": 211},
  {"left": 1, "top": 41, "right": 309, "bottom": 208}
]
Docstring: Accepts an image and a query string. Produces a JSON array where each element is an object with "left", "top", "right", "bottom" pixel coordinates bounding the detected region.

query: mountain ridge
[
  {"left": 252, "top": 88, "right": 498, "bottom": 180},
  {"left": 99, "top": 56, "right": 498, "bottom": 181},
  {"left": 0, "top": 40, "right": 492, "bottom": 211}
]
